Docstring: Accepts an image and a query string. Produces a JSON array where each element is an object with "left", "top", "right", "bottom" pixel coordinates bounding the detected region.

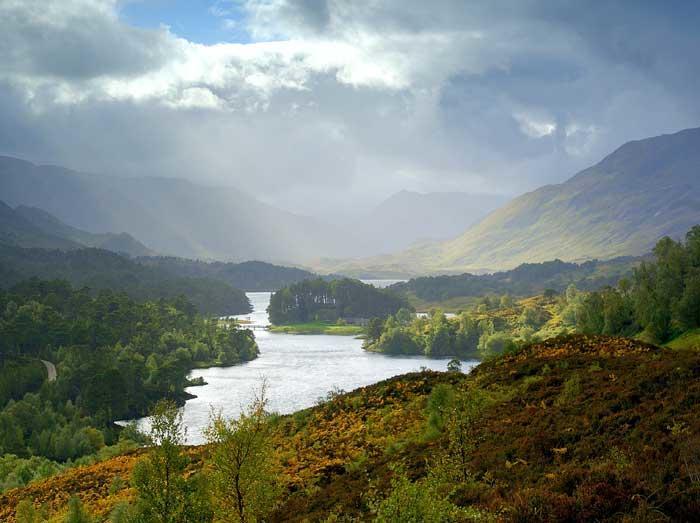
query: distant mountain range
[
  {"left": 322, "top": 127, "right": 700, "bottom": 276},
  {"left": 0, "top": 156, "right": 351, "bottom": 263},
  {"left": 0, "top": 156, "right": 509, "bottom": 264}
]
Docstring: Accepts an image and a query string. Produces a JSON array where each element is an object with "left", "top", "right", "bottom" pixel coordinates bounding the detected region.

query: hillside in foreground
[{"left": 3, "top": 335, "right": 700, "bottom": 521}]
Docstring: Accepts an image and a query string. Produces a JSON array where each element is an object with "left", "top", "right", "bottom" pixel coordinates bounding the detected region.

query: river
[{"left": 142, "top": 289, "right": 478, "bottom": 444}]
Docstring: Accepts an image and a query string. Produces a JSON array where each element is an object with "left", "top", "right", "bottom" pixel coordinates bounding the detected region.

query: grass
[
  {"left": 666, "top": 328, "right": 700, "bottom": 350},
  {"left": 268, "top": 321, "right": 365, "bottom": 336}
]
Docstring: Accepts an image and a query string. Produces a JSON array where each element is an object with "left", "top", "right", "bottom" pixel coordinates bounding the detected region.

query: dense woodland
[
  {"left": 0, "top": 279, "right": 257, "bottom": 491},
  {"left": 268, "top": 278, "right": 410, "bottom": 324},
  {"left": 0, "top": 245, "right": 251, "bottom": 316},
  {"left": 391, "top": 257, "right": 638, "bottom": 303},
  {"left": 568, "top": 225, "right": 700, "bottom": 343},
  {"left": 135, "top": 257, "right": 320, "bottom": 291}
]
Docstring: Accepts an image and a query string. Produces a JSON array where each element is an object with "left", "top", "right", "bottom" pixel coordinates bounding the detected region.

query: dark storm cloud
[{"left": 1, "top": 0, "right": 699, "bottom": 215}]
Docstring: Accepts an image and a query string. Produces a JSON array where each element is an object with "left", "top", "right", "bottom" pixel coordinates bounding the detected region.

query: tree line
[
  {"left": 564, "top": 225, "right": 700, "bottom": 343},
  {"left": 364, "top": 308, "right": 519, "bottom": 359}
]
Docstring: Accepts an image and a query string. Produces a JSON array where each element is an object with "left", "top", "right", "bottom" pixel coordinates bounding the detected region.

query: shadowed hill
[
  {"left": 0, "top": 245, "right": 251, "bottom": 316},
  {"left": 136, "top": 257, "right": 319, "bottom": 291}
]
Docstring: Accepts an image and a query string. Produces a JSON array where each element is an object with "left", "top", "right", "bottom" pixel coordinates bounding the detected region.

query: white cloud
[{"left": 513, "top": 112, "right": 557, "bottom": 138}]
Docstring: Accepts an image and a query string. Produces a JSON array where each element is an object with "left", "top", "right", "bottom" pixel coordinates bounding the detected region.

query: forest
[
  {"left": 567, "top": 225, "right": 700, "bottom": 344},
  {"left": 0, "top": 278, "right": 258, "bottom": 492},
  {"left": 367, "top": 226, "right": 700, "bottom": 358},
  {"left": 268, "top": 278, "right": 410, "bottom": 325},
  {"left": 135, "top": 257, "right": 321, "bottom": 291},
  {"left": 390, "top": 256, "right": 638, "bottom": 306},
  {"left": 0, "top": 245, "right": 252, "bottom": 316}
]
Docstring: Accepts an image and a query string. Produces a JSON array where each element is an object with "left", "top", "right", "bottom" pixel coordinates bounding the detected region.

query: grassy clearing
[{"left": 268, "top": 322, "right": 365, "bottom": 336}]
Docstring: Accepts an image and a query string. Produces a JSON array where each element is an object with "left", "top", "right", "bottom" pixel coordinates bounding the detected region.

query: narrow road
[{"left": 41, "top": 359, "right": 57, "bottom": 382}]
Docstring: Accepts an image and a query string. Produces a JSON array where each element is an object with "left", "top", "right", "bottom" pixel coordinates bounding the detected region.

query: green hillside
[{"left": 332, "top": 127, "right": 700, "bottom": 275}]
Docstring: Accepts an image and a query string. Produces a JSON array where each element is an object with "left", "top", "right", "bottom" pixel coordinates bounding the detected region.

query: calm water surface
[{"left": 142, "top": 290, "right": 477, "bottom": 444}]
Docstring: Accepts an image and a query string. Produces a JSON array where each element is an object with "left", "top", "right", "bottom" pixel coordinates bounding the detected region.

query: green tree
[
  {"left": 204, "top": 382, "right": 282, "bottom": 523},
  {"left": 446, "top": 358, "right": 462, "bottom": 372},
  {"left": 130, "top": 400, "right": 210, "bottom": 522},
  {"left": 373, "top": 470, "right": 457, "bottom": 523},
  {"left": 16, "top": 500, "right": 47, "bottom": 523},
  {"left": 64, "top": 496, "right": 92, "bottom": 523},
  {"left": 444, "top": 388, "right": 490, "bottom": 483}
]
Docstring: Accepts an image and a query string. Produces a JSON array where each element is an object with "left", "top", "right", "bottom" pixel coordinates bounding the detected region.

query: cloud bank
[{"left": 1, "top": 0, "right": 699, "bottom": 216}]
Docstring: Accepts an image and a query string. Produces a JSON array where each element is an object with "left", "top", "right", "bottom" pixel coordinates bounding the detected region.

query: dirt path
[{"left": 41, "top": 359, "right": 57, "bottom": 382}]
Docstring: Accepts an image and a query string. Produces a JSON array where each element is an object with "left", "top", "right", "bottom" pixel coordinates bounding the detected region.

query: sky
[{"left": 1, "top": 0, "right": 699, "bottom": 217}]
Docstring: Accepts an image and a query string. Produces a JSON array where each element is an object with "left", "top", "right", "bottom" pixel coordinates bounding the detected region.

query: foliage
[
  {"left": 268, "top": 321, "right": 364, "bottom": 336},
  {"left": 366, "top": 306, "right": 523, "bottom": 359},
  {"left": 391, "top": 257, "right": 638, "bottom": 305},
  {"left": 0, "top": 278, "right": 257, "bottom": 468},
  {"left": 136, "top": 257, "right": 319, "bottom": 292},
  {"left": 373, "top": 470, "right": 459, "bottom": 523},
  {"left": 268, "top": 278, "right": 410, "bottom": 325},
  {"left": 0, "top": 357, "right": 45, "bottom": 406},
  {"left": 15, "top": 500, "right": 47, "bottom": 523},
  {"left": 6, "top": 335, "right": 700, "bottom": 521},
  {"left": 64, "top": 496, "right": 92, "bottom": 523},
  {"left": 0, "top": 245, "right": 251, "bottom": 316},
  {"left": 130, "top": 400, "right": 212, "bottom": 523},
  {"left": 566, "top": 225, "right": 700, "bottom": 343},
  {"left": 204, "top": 382, "right": 282, "bottom": 522}
]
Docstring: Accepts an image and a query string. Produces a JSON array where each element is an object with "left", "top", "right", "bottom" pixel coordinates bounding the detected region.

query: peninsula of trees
[{"left": 267, "top": 278, "right": 410, "bottom": 325}]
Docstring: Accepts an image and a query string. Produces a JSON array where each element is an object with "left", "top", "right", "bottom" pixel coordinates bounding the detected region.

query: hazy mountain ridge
[
  {"left": 0, "top": 157, "right": 353, "bottom": 263},
  {"left": 0, "top": 200, "right": 80, "bottom": 250},
  {"left": 13, "top": 204, "right": 154, "bottom": 257},
  {"left": 391, "top": 256, "right": 642, "bottom": 307},
  {"left": 331, "top": 127, "right": 700, "bottom": 275}
]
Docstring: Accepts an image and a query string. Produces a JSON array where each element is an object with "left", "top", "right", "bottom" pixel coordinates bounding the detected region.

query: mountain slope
[
  {"left": 14, "top": 205, "right": 154, "bottom": 257},
  {"left": 0, "top": 157, "right": 352, "bottom": 263},
  {"left": 346, "top": 127, "right": 700, "bottom": 274},
  {"left": 0, "top": 201, "right": 80, "bottom": 250}
]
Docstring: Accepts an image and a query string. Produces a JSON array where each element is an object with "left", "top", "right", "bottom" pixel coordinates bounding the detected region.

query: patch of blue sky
[{"left": 119, "top": 0, "right": 251, "bottom": 44}]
